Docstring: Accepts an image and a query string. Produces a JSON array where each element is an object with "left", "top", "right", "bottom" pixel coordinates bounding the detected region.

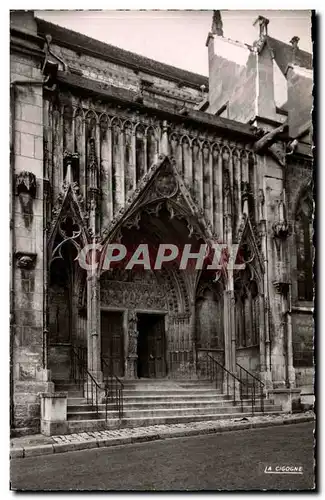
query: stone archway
[
  {"left": 234, "top": 266, "right": 261, "bottom": 373},
  {"left": 99, "top": 203, "right": 199, "bottom": 379},
  {"left": 98, "top": 155, "right": 217, "bottom": 379}
]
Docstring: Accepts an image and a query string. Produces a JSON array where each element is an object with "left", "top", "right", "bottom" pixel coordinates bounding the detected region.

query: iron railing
[
  {"left": 206, "top": 354, "right": 265, "bottom": 415},
  {"left": 101, "top": 357, "right": 124, "bottom": 419},
  {"left": 206, "top": 353, "right": 243, "bottom": 410},
  {"left": 236, "top": 363, "right": 265, "bottom": 415},
  {"left": 71, "top": 346, "right": 100, "bottom": 418}
]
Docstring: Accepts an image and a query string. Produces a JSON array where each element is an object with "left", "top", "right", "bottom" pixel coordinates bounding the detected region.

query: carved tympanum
[{"left": 155, "top": 163, "right": 178, "bottom": 198}]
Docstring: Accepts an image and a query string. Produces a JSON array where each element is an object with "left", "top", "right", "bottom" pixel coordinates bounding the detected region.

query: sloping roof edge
[
  {"left": 267, "top": 35, "right": 312, "bottom": 75},
  {"left": 36, "top": 17, "right": 209, "bottom": 90}
]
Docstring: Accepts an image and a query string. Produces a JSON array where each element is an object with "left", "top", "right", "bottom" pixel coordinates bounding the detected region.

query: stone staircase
[{"left": 54, "top": 379, "right": 283, "bottom": 434}]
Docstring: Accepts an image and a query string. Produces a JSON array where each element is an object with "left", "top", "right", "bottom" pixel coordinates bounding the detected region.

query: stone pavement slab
[{"left": 10, "top": 411, "right": 315, "bottom": 459}]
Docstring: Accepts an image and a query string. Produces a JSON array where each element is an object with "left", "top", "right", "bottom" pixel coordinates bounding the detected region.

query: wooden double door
[
  {"left": 101, "top": 310, "right": 167, "bottom": 379},
  {"left": 137, "top": 313, "right": 167, "bottom": 378}
]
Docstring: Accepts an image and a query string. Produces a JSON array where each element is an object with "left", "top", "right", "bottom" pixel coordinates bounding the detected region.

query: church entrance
[
  {"left": 137, "top": 313, "right": 167, "bottom": 378},
  {"left": 101, "top": 310, "right": 124, "bottom": 377}
]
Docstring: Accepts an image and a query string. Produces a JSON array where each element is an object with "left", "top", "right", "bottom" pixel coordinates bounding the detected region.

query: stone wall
[
  {"left": 11, "top": 48, "right": 53, "bottom": 435},
  {"left": 236, "top": 347, "right": 260, "bottom": 373}
]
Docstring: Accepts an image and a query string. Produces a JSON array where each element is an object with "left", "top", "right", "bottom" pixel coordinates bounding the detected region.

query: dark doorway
[
  {"left": 101, "top": 311, "right": 124, "bottom": 377},
  {"left": 137, "top": 314, "right": 166, "bottom": 378}
]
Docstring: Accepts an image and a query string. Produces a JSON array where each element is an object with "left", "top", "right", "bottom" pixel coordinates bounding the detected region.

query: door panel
[
  {"left": 138, "top": 314, "right": 166, "bottom": 378},
  {"left": 101, "top": 311, "right": 124, "bottom": 377}
]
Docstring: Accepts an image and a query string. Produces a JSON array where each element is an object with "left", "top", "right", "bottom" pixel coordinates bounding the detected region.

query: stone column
[
  {"left": 125, "top": 310, "right": 138, "bottom": 379},
  {"left": 217, "top": 153, "right": 223, "bottom": 240},
  {"left": 189, "top": 302, "right": 197, "bottom": 378},
  {"left": 131, "top": 130, "right": 137, "bottom": 188},
  {"left": 258, "top": 293, "right": 266, "bottom": 374},
  {"left": 241, "top": 152, "right": 249, "bottom": 216},
  {"left": 259, "top": 217, "right": 272, "bottom": 386},
  {"left": 100, "top": 120, "right": 113, "bottom": 228},
  {"left": 223, "top": 161, "right": 236, "bottom": 374},
  {"left": 143, "top": 133, "right": 148, "bottom": 173},
  {"left": 286, "top": 284, "right": 296, "bottom": 388},
  {"left": 207, "top": 145, "right": 214, "bottom": 224},
  {"left": 192, "top": 140, "right": 203, "bottom": 208},
  {"left": 271, "top": 211, "right": 290, "bottom": 388},
  {"left": 223, "top": 290, "right": 235, "bottom": 373},
  {"left": 233, "top": 151, "right": 242, "bottom": 233},
  {"left": 52, "top": 106, "right": 63, "bottom": 203},
  {"left": 87, "top": 145, "right": 102, "bottom": 381},
  {"left": 161, "top": 120, "right": 169, "bottom": 156},
  {"left": 86, "top": 269, "right": 102, "bottom": 381},
  {"left": 119, "top": 127, "right": 125, "bottom": 207},
  {"left": 74, "top": 112, "right": 86, "bottom": 200},
  {"left": 185, "top": 140, "right": 193, "bottom": 188},
  {"left": 212, "top": 148, "right": 221, "bottom": 237}
]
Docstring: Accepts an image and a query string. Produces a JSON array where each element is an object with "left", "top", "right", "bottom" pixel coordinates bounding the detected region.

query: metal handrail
[
  {"left": 236, "top": 363, "right": 265, "bottom": 386},
  {"left": 101, "top": 357, "right": 124, "bottom": 419},
  {"left": 71, "top": 346, "right": 101, "bottom": 418},
  {"left": 206, "top": 353, "right": 243, "bottom": 411},
  {"left": 206, "top": 354, "right": 265, "bottom": 415},
  {"left": 207, "top": 354, "right": 241, "bottom": 383},
  {"left": 236, "top": 362, "right": 265, "bottom": 414}
]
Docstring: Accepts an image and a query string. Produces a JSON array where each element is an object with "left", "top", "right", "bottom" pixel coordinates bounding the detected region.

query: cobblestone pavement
[
  {"left": 52, "top": 411, "right": 315, "bottom": 444},
  {"left": 11, "top": 410, "right": 315, "bottom": 453}
]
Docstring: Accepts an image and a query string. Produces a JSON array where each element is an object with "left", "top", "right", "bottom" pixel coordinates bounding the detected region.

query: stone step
[
  {"left": 121, "top": 389, "right": 222, "bottom": 396},
  {"left": 58, "top": 391, "right": 84, "bottom": 398},
  {"left": 116, "top": 394, "right": 233, "bottom": 403},
  {"left": 67, "top": 394, "right": 233, "bottom": 406},
  {"left": 66, "top": 410, "right": 284, "bottom": 433},
  {"left": 121, "top": 380, "right": 215, "bottom": 387},
  {"left": 67, "top": 398, "right": 272, "bottom": 412},
  {"left": 67, "top": 396, "right": 235, "bottom": 408},
  {"left": 67, "top": 404, "right": 280, "bottom": 420}
]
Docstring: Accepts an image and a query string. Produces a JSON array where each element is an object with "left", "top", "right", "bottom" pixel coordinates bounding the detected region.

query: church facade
[{"left": 10, "top": 11, "right": 313, "bottom": 435}]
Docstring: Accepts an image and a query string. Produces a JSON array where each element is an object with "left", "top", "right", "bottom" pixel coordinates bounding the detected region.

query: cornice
[{"left": 56, "top": 71, "right": 258, "bottom": 142}]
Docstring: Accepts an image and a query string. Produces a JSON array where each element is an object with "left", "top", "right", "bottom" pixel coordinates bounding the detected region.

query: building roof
[
  {"left": 267, "top": 36, "right": 312, "bottom": 75},
  {"left": 36, "top": 18, "right": 209, "bottom": 90}
]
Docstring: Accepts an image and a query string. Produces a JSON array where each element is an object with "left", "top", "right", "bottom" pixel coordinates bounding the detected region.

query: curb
[{"left": 10, "top": 415, "right": 315, "bottom": 459}]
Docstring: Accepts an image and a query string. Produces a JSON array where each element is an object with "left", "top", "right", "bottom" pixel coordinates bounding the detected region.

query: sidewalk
[{"left": 10, "top": 411, "right": 315, "bottom": 459}]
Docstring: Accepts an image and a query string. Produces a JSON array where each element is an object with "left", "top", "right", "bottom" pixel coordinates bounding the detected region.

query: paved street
[{"left": 11, "top": 422, "right": 315, "bottom": 491}]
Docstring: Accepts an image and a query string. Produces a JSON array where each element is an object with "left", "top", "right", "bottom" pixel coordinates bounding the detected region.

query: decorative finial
[
  {"left": 290, "top": 36, "right": 300, "bottom": 49},
  {"left": 290, "top": 36, "right": 300, "bottom": 63},
  {"left": 211, "top": 10, "right": 223, "bottom": 36},
  {"left": 253, "top": 15, "right": 269, "bottom": 38}
]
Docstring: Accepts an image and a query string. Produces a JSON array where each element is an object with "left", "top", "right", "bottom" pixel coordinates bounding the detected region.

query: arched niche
[
  {"left": 295, "top": 188, "right": 313, "bottom": 301},
  {"left": 195, "top": 279, "right": 224, "bottom": 350}
]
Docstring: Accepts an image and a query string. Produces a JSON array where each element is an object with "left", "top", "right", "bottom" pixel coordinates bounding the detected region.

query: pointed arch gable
[
  {"left": 100, "top": 154, "right": 215, "bottom": 249},
  {"left": 48, "top": 184, "right": 90, "bottom": 258},
  {"left": 236, "top": 216, "right": 265, "bottom": 283}
]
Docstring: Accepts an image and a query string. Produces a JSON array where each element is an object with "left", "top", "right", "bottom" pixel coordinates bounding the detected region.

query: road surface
[{"left": 11, "top": 422, "right": 315, "bottom": 491}]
